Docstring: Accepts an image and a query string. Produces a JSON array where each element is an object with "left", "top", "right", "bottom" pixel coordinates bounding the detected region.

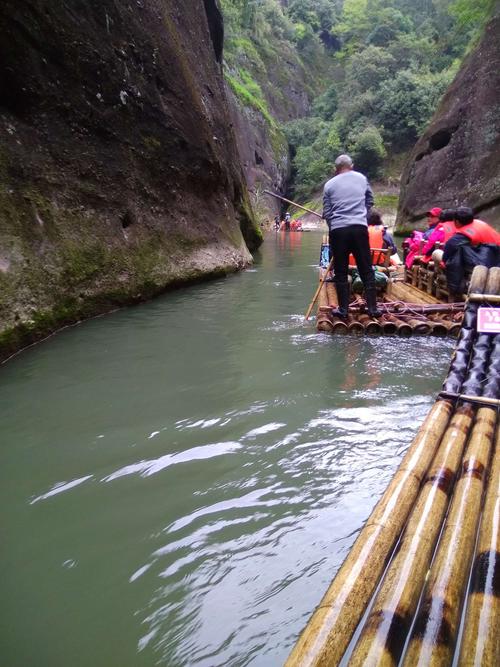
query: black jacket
[{"left": 443, "top": 235, "right": 500, "bottom": 292}]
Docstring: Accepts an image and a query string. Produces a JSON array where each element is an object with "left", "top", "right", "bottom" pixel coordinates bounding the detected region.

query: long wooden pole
[
  {"left": 263, "top": 190, "right": 323, "bottom": 219},
  {"left": 305, "top": 259, "right": 334, "bottom": 321}
]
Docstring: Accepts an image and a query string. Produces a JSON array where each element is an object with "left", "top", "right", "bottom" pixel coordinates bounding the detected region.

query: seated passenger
[
  {"left": 404, "top": 230, "right": 424, "bottom": 269},
  {"left": 422, "top": 207, "right": 442, "bottom": 240},
  {"left": 349, "top": 209, "right": 394, "bottom": 266},
  {"left": 403, "top": 206, "right": 442, "bottom": 267},
  {"left": 440, "top": 206, "right": 500, "bottom": 299}
]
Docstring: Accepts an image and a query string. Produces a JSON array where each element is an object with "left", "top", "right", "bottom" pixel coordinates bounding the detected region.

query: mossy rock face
[
  {"left": 0, "top": 0, "right": 259, "bottom": 361},
  {"left": 396, "top": 6, "right": 500, "bottom": 233}
]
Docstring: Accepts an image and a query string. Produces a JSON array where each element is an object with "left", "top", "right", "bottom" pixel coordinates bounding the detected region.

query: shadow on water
[{"left": 0, "top": 231, "right": 455, "bottom": 666}]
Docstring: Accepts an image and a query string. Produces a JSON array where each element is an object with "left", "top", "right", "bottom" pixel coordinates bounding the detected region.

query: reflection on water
[{"left": 0, "top": 231, "right": 454, "bottom": 667}]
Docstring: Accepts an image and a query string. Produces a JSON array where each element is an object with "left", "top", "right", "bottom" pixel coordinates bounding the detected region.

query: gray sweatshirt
[{"left": 322, "top": 170, "right": 374, "bottom": 231}]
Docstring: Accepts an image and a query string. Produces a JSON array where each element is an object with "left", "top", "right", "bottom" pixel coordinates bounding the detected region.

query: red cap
[{"left": 427, "top": 207, "right": 442, "bottom": 217}]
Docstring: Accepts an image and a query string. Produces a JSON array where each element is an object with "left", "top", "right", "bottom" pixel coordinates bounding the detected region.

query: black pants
[{"left": 329, "top": 225, "right": 375, "bottom": 286}]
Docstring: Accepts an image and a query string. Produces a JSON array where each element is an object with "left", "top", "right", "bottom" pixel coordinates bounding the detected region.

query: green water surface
[{"left": 0, "top": 231, "right": 454, "bottom": 666}]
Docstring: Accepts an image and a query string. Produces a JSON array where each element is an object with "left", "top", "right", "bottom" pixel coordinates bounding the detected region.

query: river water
[{"left": 0, "top": 231, "right": 454, "bottom": 667}]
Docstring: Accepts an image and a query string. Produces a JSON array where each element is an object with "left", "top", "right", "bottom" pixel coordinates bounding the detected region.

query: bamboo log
[
  {"left": 325, "top": 281, "right": 338, "bottom": 308},
  {"left": 403, "top": 407, "right": 497, "bottom": 666},
  {"left": 484, "top": 266, "right": 500, "bottom": 297},
  {"left": 427, "top": 314, "right": 460, "bottom": 336},
  {"left": 468, "top": 293, "right": 500, "bottom": 303},
  {"left": 378, "top": 315, "right": 398, "bottom": 335},
  {"left": 351, "top": 304, "right": 465, "bottom": 315},
  {"left": 427, "top": 319, "right": 449, "bottom": 336},
  {"left": 317, "top": 280, "right": 334, "bottom": 333},
  {"left": 325, "top": 281, "right": 351, "bottom": 333},
  {"left": 285, "top": 400, "right": 453, "bottom": 667},
  {"left": 392, "top": 281, "right": 440, "bottom": 304},
  {"left": 382, "top": 313, "right": 412, "bottom": 336},
  {"left": 357, "top": 313, "right": 382, "bottom": 335},
  {"left": 347, "top": 315, "right": 365, "bottom": 334},
  {"left": 320, "top": 280, "right": 349, "bottom": 334},
  {"left": 306, "top": 259, "right": 334, "bottom": 320},
  {"left": 458, "top": 422, "right": 500, "bottom": 667},
  {"left": 394, "top": 314, "right": 431, "bottom": 335},
  {"left": 447, "top": 322, "right": 462, "bottom": 337},
  {"left": 349, "top": 403, "right": 475, "bottom": 667}
]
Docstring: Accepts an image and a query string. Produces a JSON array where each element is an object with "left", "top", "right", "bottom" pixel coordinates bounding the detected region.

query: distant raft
[{"left": 289, "top": 264, "right": 500, "bottom": 666}]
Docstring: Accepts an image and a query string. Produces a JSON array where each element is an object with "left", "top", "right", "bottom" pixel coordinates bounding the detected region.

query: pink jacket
[
  {"left": 420, "top": 225, "right": 445, "bottom": 262},
  {"left": 404, "top": 230, "right": 424, "bottom": 269}
]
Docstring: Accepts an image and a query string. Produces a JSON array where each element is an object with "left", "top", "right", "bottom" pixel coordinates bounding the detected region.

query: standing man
[{"left": 323, "top": 154, "right": 381, "bottom": 318}]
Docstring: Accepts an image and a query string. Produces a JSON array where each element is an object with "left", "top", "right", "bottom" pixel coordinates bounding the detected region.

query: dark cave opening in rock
[{"left": 429, "top": 129, "right": 453, "bottom": 151}]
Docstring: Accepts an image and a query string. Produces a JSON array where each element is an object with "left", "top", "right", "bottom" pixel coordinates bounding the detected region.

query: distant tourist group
[{"left": 274, "top": 212, "right": 302, "bottom": 232}]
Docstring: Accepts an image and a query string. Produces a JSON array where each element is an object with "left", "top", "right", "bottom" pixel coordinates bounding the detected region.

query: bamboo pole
[
  {"left": 285, "top": 400, "right": 453, "bottom": 667},
  {"left": 263, "top": 189, "right": 323, "bottom": 219},
  {"left": 458, "top": 421, "right": 500, "bottom": 667},
  {"left": 348, "top": 403, "right": 476, "bottom": 667},
  {"left": 306, "top": 259, "right": 334, "bottom": 320},
  {"left": 403, "top": 406, "right": 497, "bottom": 666}
]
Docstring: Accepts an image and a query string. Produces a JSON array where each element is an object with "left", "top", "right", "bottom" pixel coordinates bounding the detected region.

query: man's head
[
  {"left": 426, "top": 207, "right": 442, "bottom": 227},
  {"left": 335, "top": 154, "right": 353, "bottom": 174},
  {"left": 454, "top": 206, "right": 474, "bottom": 227}
]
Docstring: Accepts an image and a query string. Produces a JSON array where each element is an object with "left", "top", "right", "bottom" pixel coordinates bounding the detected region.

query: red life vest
[
  {"left": 456, "top": 219, "right": 500, "bottom": 245},
  {"left": 348, "top": 226, "right": 385, "bottom": 266}
]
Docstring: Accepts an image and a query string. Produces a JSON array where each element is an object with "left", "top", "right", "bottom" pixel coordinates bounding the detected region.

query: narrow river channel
[{"left": 1, "top": 231, "right": 455, "bottom": 667}]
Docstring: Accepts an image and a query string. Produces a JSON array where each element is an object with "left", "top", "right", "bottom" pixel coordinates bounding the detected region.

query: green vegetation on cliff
[{"left": 221, "top": 0, "right": 495, "bottom": 201}]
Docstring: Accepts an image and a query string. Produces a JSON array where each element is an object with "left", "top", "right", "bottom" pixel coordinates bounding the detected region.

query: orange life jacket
[
  {"left": 456, "top": 219, "right": 500, "bottom": 245},
  {"left": 348, "top": 226, "right": 386, "bottom": 266},
  {"left": 368, "top": 226, "right": 385, "bottom": 265}
]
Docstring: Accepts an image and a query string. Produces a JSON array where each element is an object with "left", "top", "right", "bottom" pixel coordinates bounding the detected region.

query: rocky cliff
[
  {"left": 396, "top": 3, "right": 500, "bottom": 232},
  {"left": 0, "top": 0, "right": 261, "bottom": 361}
]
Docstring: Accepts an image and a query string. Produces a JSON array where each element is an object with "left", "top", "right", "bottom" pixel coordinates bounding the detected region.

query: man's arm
[
  {"left": 383, "top": 230, "right": 397, "bottom": 254},
  {"left": 323, "top": 186, "right": 333, "bottom": 227}
]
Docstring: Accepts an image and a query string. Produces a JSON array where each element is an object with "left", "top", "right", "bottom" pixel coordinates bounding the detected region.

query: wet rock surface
[
  {"left": 0, "top": 0, "right": 260, "bottom": 360},
  {"left": 397, "top": 5, "right": 500, "bottom": 232}
]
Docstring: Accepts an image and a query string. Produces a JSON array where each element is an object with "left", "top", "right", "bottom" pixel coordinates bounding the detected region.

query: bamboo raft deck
[
  {"left": 290, "top": 265, "right": 500, "bottom": 666},
  {"left": 316, "top": 263, "right": 465, "bottom": 337}
]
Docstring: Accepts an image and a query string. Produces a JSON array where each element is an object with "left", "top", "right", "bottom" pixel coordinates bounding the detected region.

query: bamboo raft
[
  {"left": 288, "top": 264, "right": 500, "bottom": 666},
  {"left": 315, "top": 245, "right": 465, "bottom": 337}
]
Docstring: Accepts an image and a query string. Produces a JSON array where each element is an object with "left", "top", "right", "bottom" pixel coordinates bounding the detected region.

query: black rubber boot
[
  {"left": 365, "top": 286, "right": 382, "bottom": 318},
  {"left": 331, "top": 281, "right": 350, "bottom": 319}
]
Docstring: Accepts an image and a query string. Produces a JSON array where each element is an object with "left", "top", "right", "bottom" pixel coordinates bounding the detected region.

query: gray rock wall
[
  {"left": 397, "top": 3, "right": 500, "bottom": 232},
  {"left": 0, "top": 0, "right": 260, "bottom": 360}
]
